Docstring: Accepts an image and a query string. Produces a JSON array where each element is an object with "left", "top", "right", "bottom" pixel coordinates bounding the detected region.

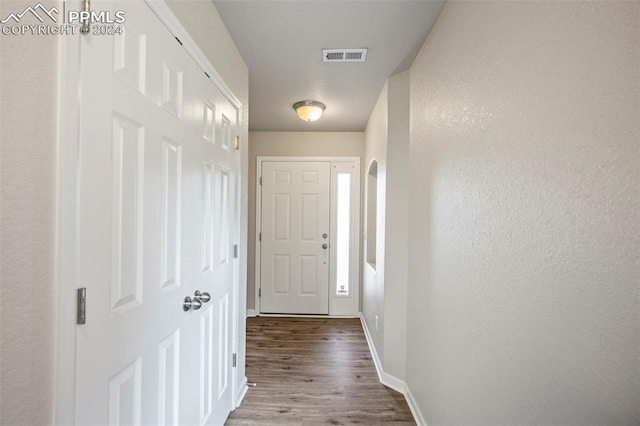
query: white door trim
[
  {"left": 255, "top": 156, "right": 360, "bottom": 316},
  {"left": 55, "top": 2, "right": 245, "bottom": 422},
  {"left": 55, "top": 3, "right": 82, "bottom": 422}
]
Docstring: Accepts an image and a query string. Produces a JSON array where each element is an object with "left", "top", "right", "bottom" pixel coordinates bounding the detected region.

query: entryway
[{"left": 255, "top": 157, "right": 360, "bottom": 316}]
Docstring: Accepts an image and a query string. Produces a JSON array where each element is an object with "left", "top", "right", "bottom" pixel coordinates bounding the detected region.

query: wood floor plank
[{"left": 226, "top": 317, "right": 415, "bottom": 425}]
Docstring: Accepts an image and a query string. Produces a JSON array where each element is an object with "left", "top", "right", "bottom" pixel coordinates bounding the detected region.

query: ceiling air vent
[{"left": 322, "top": 49, "right": 368, "bottom": 63}]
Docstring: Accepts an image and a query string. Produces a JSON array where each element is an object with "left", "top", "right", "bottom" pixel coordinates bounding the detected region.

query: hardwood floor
[{"left": 226, "top": 317, "right": 415, "bottom": 425}]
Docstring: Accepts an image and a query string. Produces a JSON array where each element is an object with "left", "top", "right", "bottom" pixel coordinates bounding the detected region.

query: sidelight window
[{"left": 336, "top": 173, "right": 351, "bottom": 295}]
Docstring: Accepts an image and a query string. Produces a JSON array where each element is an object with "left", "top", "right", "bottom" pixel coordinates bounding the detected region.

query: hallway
[
  {"left": 226, "top": 317, "right": 414, "bottom": 425},
  {"left": 1, "top": 0, "right": 638, "bottom": 424}
]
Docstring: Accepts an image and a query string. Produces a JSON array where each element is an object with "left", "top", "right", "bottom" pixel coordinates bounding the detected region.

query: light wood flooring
[{"left": 226, "top": 317, "right": 415, "bottom": 425}]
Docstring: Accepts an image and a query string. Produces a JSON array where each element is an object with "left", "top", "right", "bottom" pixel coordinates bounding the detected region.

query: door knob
[
  {"left": 195, "top": 290, "right": 211, "bottom": 303},
  {"left": 183, "top": 296, "right": 202, "bottom": 311},
  {"left": 183, "top": 296, "right": 193, "bottom": 311},
  {"left": 191, "top": 297, "right": 202, "bottom": 310},
  {"left": 322, "top": 243, "right": 328, "bottom": 249}
]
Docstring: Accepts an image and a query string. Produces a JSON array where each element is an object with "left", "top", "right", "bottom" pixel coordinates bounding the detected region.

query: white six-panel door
[
  {"left": 260, "top": 161, "right": 331, "bottom": 314},
  {"left": 75, "top": 1, "right": 238, "bottom": 424}
]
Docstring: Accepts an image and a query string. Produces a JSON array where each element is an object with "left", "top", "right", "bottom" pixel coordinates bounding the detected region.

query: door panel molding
[
  {"left": 255, "top": 156, "right": 361, "bottom": 316},
  {"left": 56, "top": 1, "right": 244, "bottom": 423},
  {"left": 260, "top": 161, "right": 331, "bottom": 314}
]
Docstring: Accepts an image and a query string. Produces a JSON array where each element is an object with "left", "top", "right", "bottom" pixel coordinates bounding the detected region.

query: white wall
[
  {"left": 362, "top": 73, "right": 412, "bottom": 383},
  {"left": 0, "top": 1, "right": 58, "bottom": 424},
  {"left": 362, "top": 84, "right": 388, "bottom": 361},
  {"left": 406, "top": 1, "right": 640, "bottom": 423},
  {"left": 383, "top": 70, "right": 410, "bottom": 380},
  {"left": 248, "top": 131, "right": 365, "bottom": 311},
  {"left": 0, "top": 1, "right": 248, "bottom": 423},
  {"left": 362, "top": 71, "right": 413, "bottom": 384}
]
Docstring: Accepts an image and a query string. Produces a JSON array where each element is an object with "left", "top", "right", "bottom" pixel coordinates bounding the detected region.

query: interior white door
[
  {"left": 75, "top": 1, "right": 238, "bottom": 424},
  {"left": 195, "top": 49, "right": 238, "bottom": 426},
  {"left": 260, "top": 161, "right": 331, "bottom": 314}
]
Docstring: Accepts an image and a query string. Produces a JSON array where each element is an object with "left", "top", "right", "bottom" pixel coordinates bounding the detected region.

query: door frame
[
  {"left": 55, "top": 1, "right": 246, "bottom": 423},
  {"left": 255, "top": 156, "right": 361, "bottom": 316}
]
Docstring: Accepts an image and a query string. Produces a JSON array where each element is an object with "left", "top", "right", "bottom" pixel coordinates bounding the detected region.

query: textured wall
[
  {"left": 0, "top": 1, "right": 248, "bottom": 423},
  {"left": 406, "top": 1, "right": 640, "bottom": 423},
  {"left": 383, "top": 71, "right": 410, "bottom": 380},
  {"left": 247, "top": 131, "right": 365, "bottom": 311},
  {"left": 363, "top": 84, "right": 388, "bottom": 361},
  {"left": 0, "top": 1, "right": 58, "bottom": 424}
]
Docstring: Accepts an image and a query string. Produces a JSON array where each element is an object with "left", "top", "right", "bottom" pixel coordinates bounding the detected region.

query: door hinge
[
  {"left": 77, "top": 288, "right": 86, "bottom": 325},
  {"left": 258, "top": 232, "right": 262, "bottom": 242},
  {"left": 259, "top": 176, "right": 262, "bottom": 185},
  {"left": 259, "top": 288, "right": 261, "bottom": 297},
  {"left": 234, "top": 136, "right": 240, "bottom": 150},
  {"left": 232, "top": 353, "right": 237, "bottom": 368},
  {"left": 80, "top": 0, "right": 90, "bottom": 34},
  {"left": 233, "top": 244, "right": 238, "bottom": 259}
]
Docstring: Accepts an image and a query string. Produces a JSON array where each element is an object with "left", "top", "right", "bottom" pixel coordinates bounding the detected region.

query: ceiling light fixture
[{"left": 293, "top": 100, "right": 326, "bottom": 122}]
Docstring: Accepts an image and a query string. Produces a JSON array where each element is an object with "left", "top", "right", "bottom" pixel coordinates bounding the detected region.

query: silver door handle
[
  {"left": 322, "top": 243, "right": 328, "bottom": 249},
  {"left": 195, "top": 290, "right": 211, "bottom": 303},
  {"left": 183, "top": 296, "right": 202, "bottom": 311}
]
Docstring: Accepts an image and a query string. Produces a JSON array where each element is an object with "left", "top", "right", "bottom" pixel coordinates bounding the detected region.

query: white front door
[
  {"left": 75, "top": 1, "right": 238, "bottom": 424},
  {"left": 259, "top": 161, "right": 331, "bottom": 314}
]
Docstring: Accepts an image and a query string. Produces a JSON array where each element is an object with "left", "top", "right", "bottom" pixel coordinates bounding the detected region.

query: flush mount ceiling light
[{"left": 293, "top": 100, "right": 326, "bottom": 122}]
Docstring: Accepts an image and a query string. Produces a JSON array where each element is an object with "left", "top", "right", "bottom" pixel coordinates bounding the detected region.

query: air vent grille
[{"left": 322, "top": 49, "right": 368, "bottom": 63}]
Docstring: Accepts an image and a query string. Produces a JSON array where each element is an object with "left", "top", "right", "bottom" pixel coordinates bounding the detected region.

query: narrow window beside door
[{"left": 336, "top": 173, "right": 351, "bottom": 295}]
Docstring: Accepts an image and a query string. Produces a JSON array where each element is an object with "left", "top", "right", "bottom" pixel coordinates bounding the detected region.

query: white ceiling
[{"left": 213, "top": 0, "right": 446, "bottom": 132}]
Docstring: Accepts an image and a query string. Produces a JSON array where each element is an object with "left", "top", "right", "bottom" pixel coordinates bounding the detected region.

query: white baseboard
[
  {"left": 246, "top": 310, "right": 358, "bottom": 319},
  {"left": 359, "top": 313, "right": 385, "bottom": 383},
  {"left": 358, "top": 313, "right": 404, "bottom": 393},
  {"left": 234, "top": 376, "right": 249, "bottom": 409},
  {"left": 258, "top": 313, "right": 358, "bottom": 319},
  {"left": 405, "top": 386, "right": 427, "bottom": 426},
  {"left": 358, "top": 312, "right": 427, "bottom": 426},
  {"left": 381, "top": 370, "right": 406, "bottom": 394}
]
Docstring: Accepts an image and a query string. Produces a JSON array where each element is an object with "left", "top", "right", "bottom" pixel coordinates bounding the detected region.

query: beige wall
[
  {"left": 0, "top": 1, "right": 58, "bottom": 424},
  {"left": 247, "top": 131, "right": 364, "bottom": 311},
  {"left": 362, "top": 86, "right": 387, "bottom": 361},
  {"left": 0, "top": 1, "right": 248, "bottom": 423},
  {"left": 382, "top": 70, "right": 410, "bottom": 380},
  {"left": 361, "top": 71, "right": 411, "bottom": 382},
  {"left": 406, "top": 1, "right": 640, "bottom": 423}
]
